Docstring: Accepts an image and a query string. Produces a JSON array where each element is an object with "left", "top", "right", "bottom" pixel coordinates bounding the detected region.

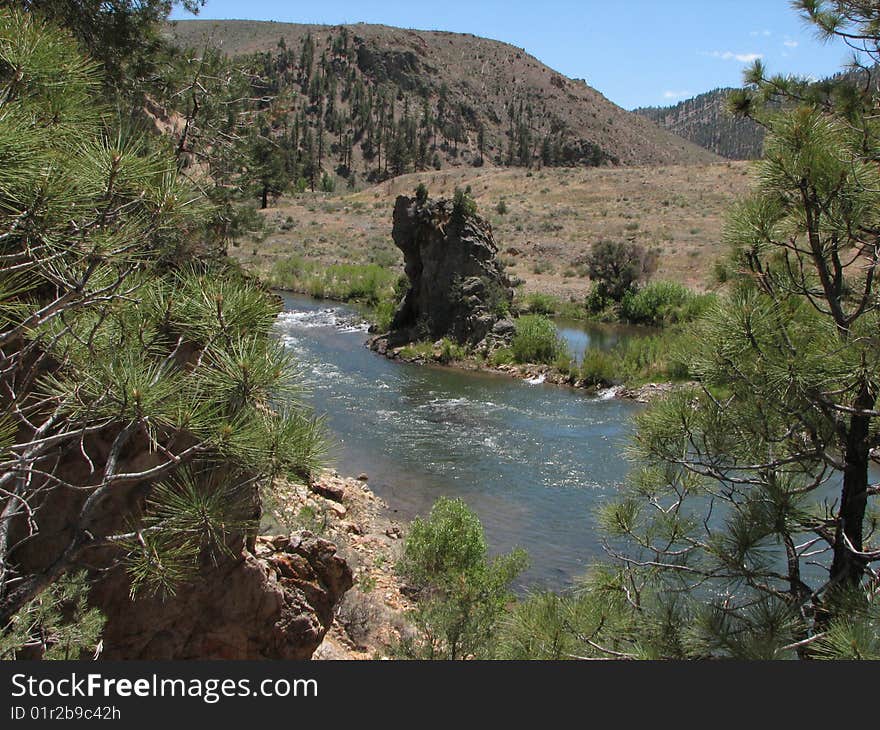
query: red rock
[{"left": 310, "top": 480, "right": 346, "bottom": 502}]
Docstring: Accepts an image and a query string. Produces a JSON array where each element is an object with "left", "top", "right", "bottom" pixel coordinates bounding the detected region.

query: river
[{"left": 274, "top": 293, "right": 644, "bottom": 590}]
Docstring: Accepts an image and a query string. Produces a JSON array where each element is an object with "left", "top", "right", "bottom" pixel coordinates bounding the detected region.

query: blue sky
[{"left": 173, "top": 1, "right": 853, "bottom": 109}]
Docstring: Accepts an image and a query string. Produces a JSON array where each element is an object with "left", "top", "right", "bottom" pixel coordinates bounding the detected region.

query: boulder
[{"left": 311, "top": 480, "right": 346, "bottom": 503}]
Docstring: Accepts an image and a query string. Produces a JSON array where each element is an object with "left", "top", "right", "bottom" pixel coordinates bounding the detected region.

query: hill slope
[
  {"left": 634, "top": 89, "right": 765, "bottom": 160},
  {"left": 233, "top": 162, "right": 753, "bottom": 298},
  {"left": 167, "top": 19, "right": 720, "bottom": 176}
]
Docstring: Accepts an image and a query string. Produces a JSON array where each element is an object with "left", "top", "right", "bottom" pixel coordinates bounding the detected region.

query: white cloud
[
  {"left": 783, "top": 39, "right": 799, "bottom": 48},
  {"left": 663, "top": 90, "right": 692, "bottom": 100},
  {"left": 704, "top": 50, "right": 764, "bottom": 63},
  {"left": 750, "top": 29, "right": 772, "bottom": 37}
]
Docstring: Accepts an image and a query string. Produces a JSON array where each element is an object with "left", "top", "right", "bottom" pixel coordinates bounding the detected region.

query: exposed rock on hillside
[
  {"left": 93, "top": 532, "right": 352, "bottom": 660},
  {"left": 268, "top": 473, "right": 413, "bottom": 660},
  {"left": 373, "top": 194, "right": 513, "bottom": 349},
  {"left": 6, "top": 427, "right": 352, "bottom": 660}
]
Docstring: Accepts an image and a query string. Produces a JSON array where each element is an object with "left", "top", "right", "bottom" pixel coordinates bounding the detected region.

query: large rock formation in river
[{"left": 375, "top": 194, "right": 514, "bottom": 349}]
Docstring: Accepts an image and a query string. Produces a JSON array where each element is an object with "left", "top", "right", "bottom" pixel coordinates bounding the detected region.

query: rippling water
[{"left": 274, "top": 293, "right": 644, "bottom": 590}]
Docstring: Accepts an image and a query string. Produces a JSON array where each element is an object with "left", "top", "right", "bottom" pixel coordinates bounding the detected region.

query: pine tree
[
  {"left": 16, "top": 1, "right": 205, "bottom": 98},
  {"left": 565, "top": 0, "right": 880, "bottom": 659},
  {"left": 0, "top": 10, "right": 324, "bottom": 653}
]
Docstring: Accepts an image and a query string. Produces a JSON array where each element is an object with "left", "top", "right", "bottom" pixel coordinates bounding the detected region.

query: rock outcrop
[
  {"left": 271, "top": 473, "right": 414, "bottom": 660},
  {"left": 91, "top": 532, "right": 352, "bottom": 660},
  {"left": 375, "top": 194, "right": 514, "bottom": 349},
  {"left": 5, "top": 429, "right": 353, "bottom": 660}
]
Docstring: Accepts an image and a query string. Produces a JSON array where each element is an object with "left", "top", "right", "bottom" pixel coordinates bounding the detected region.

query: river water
[{"left": 274, "top": 293, "right": 643, "bottom": 590}]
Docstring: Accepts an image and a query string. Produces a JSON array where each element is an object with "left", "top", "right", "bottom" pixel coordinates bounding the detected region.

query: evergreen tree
[
  {"left": 247, "top": 123, "right": 288, "bottom": 208},
  {"left": 0, "top": 10, "right": 323, "bottom": 654},
  {"left": 13, "top": 0, "right": 205, "bottom": 97},
  {"left": 549, "top": 0, "right": 880, "bottom": 659},
  {"left": 395, "top": 498, "right": 527, "bottom": 660}
]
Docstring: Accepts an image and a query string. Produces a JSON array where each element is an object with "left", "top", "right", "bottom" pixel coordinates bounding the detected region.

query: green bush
[
  {"left": 580, "top": 348, "right": 616, "bottom": 386},
  {"left": 398, "top": 341, "right": 435, "bottom": 360},
  {"left": 370, "top": 298, "right": 397, "bottom": 333},
  {"left": 585, "top": 240, "right": 657, "bottom": 301},
  {"left": 621, "top": 281, "right": 715, "bottom": 326},
  {"left": 452, "top": 187, "right": 478, "bottom": 220},
  {"left": 483, "top": 278, "right": 511, "bottom": 317},
  {"left": 439, "top": 338, "right": 467, "bottom": 364},
  {"left": 522, "top": 292, "right": 558, "bottom": 315},
  {"left": 585, "top": 283, "right": 613, "bottom": 315},
  {"left": 490, "top": 347, "right": 515, "bottom": 366},
  {"left": 395, "top": 498, "right": 528, "bottom": 660},
  {"left": 511, "top": 315, "right": 568, "bottom": 365}
]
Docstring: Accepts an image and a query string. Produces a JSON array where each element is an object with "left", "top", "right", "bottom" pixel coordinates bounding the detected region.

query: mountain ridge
[
  {"left": 634, "top": 88, "right": 765, "bottom": 160},
  {"left": 167, "top": 18, "right": 721, "bottom": 174}
]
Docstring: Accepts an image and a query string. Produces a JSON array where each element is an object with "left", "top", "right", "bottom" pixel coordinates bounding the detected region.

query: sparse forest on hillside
[
  {"left": 635, "top": 89, "right": 766, "bottom": 160},
  {"left": 166, "top": 18, "right": 719, "bottom": 202}
]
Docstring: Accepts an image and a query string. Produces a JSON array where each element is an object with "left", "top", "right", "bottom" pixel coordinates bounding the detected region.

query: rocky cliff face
[
  {"left": 6, "top": 426, "right": 352, "bottom": 660},
  {"left": 91, "top": 532, "right": 352, "bottom": 660},
  {"left": 375, "top": 194, "right": 514, "bottom": 350}
]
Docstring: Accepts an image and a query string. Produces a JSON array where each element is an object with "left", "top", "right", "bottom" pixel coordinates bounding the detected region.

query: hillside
[
  {"left": 167, "top": 18, "right": 720, "bottom": 185},
  {"left": 635, "top": 89, "right": 767, "bottom": 160},
  {"left": 234, "top": 163, "right": 753, "bottom": 298}
]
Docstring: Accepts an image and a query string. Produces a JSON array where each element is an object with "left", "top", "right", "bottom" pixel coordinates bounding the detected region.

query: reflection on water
[
  {"left": 555, "top": 318, "right": 650, "bottom": 363},
  {"left": 274, "top": 294, "right": 644, "bottom": 590}
]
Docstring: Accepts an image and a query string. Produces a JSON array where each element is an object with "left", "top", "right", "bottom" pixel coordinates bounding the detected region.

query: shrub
[
  {"left": 712, "top": 259, "right": 731, "bottom": 284},
  {"left": 585, "top": 240, "right": 657, "bottom": 301},
  {"left": 395, "top": 498, "right": 527, "bottom": 660},
  {"left": 511, "top": 315, "right": 568, "bottom": 365},
  {"left": 580, "top": 348, "right": 616, "bottom": 386},
  {"left": 490, "top": 347, "right": 515, "bottom": 366},
  {"left": 620, "top": 281, "right": 715, "bottom": 326},
  {"left": 319, "top": 173, "right": 335, "bottom": 193},
  {"left": 398, "top": 341, "right": 435, "bottom": 361},
  {"left": 522, "top": 292, "right": 558, "bottom": 315},
  {"left": 483, "top": 278, "right": 511, "bottom": 317},
  {"left": 577, "top": 330, "right": 692, "bottom": 386},
  {"left": 452, "top": 187, "right": 478, "bottom": 220},
  {"left": 439, "top": 338, "right": 466, "bottom": 364},
  {"left": 371, "top": 298, "right": 397, "bottom": 333},
  {"left": 585, "top": 284, "right": 612, "bottom": 314}
]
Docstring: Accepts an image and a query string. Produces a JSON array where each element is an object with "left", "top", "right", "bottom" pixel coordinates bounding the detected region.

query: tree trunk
[
  {"left": 830, "top": 392, "right": 874, "bottom": 589},
  {"left": 261, "top": 184, "right": 268, "bottom": 210}
]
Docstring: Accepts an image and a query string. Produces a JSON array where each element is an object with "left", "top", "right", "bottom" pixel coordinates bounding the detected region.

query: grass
[
  {"left": 620, "top": 281, "right": 716, "bottom": 327},
  {"left": 521, "top": 292, "right": 558, "bottom": 315},
  {"left": 510, "top": 315, "right": 569, "bottom": 365},
  {"left": 399, "top": 338, "right": 469, "bottom": 364},
  {"left": 233, "top": 163, "right": 751, "bottom": 308},
  {"left": 268, "top": 256, "right": 397, "bottom": 306},
  {"left": 578, "top": 330, "right": 691, "bottom": 387},
  {"left": 398, "top": 341, "right": 436, "bottom": 360},
  {"left": 517, "top": 280, "right": 716, "bottom": 329}
]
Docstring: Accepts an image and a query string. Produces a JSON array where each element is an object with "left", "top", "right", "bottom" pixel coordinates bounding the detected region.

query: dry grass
[{"left": 233, "top": 162, "right": 754, "bottom": 298}]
